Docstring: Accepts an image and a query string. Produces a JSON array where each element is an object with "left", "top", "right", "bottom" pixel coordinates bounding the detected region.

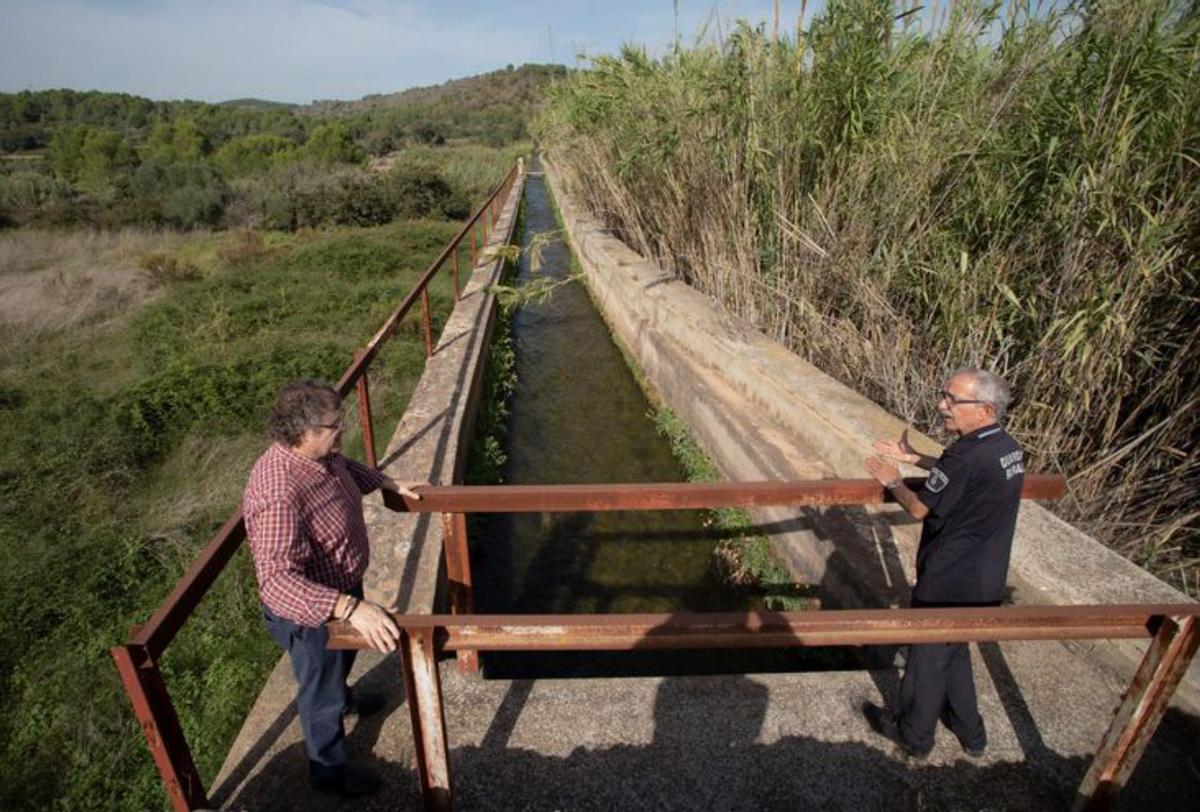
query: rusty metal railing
[
  {"left": 326, "top": 605, "right": 1198, "bottom": 812},
  {"left": 336, "top": 475, "right": 1196, "bottom": 812},
  {"left": 110, "top": 161, "right": 524, "bottom": 812}
]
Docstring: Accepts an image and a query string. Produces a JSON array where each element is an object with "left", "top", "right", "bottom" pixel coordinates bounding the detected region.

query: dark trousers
[
  {"left": 262, "top": 597, "right": 359, "bottom": 780},
  {"left": 897, "top": 595, "right": 989, "bottom": 754},
  {"left": 898, "top": 640, "right": 986, "bottom": 754}
]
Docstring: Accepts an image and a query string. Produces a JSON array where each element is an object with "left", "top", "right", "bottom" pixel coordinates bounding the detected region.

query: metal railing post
[
  {"left": 400, "top": 628, "right": 453, "bottom": 811},
  {"left": 354, "top": 351, "right": 377, "bottom": 469},
  {"left": 452, "top": 244, "right": 461, "bottom": 300},
  {"left": 1074, "top": 615, "right": 1200, "bottom": 810},
  {"left": 440, "top": 512, "right": 477, "bottom": 673},
  {"left": 469, "top": 222, "right": 477, "bottom": 267},
  {"left": 112, "top": 645, "right": 208, "bottom": 812}
]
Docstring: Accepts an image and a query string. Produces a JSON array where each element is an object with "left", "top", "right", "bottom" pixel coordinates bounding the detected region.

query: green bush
[
  {"left": 0, "top": 170, "right": 75, "bottom": 226},
  {"left": 214, "top": 134, "right": 301, "bottom": 177},
  {"left": 304, "top": 121, "right": 365, "bottom": 165},
  {"left": 126, "top": 156, "right": 226, "bottom": 227},
  {"left": 383, "top": 159, "right": 468, "bottom": 219}
]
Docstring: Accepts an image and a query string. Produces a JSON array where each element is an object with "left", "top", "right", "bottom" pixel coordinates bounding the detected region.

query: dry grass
[{"left": 0, "top": 228, "right": 209, "bottom": 335}]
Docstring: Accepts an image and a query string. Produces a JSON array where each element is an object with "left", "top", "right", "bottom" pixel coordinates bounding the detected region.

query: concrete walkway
[{"left": 210, "top": 637, "right": 1198, "bottom": 810}]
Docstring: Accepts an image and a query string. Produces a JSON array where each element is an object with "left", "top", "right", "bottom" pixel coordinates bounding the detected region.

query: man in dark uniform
[{"left": 862, "top": 367, "right": 1025, "bottom": 759}]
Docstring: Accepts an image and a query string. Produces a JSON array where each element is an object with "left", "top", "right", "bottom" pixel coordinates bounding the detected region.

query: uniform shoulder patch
[{"left": 926, "top": 467, "right": 950, "bottom": 493}]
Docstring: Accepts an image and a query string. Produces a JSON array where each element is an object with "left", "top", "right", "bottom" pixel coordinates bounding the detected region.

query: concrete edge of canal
[{"left": 540, "top": 153, "right": 1200, "bottom": 715}]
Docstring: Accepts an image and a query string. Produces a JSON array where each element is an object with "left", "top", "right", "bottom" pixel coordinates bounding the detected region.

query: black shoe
[
  {"left": 310, "top": 764, "right": 382, "bottom": 797},
  {"left": 863, "top": 702, "right": 930, "bottom": 762},
  {"left": 343, "top": 690, "right": 386, "bottom": 718},
  {"left": 938, "top": 709, "right": 986, "bottom": 758}
]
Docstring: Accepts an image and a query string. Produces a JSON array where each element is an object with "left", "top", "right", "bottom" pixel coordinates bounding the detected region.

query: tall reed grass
[{"left": 537, "top": 0, "right": 1199, "bottom": 596}]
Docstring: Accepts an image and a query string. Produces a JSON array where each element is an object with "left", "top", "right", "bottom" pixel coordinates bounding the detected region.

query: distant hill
[
  {"left": 0, "top": 64, "right": 566, "bottom": 153},
  {"left": 301, "top": 63, "right": 565, "bottom": 116},
  {"left": 300, "top": 63, "right": 567, "bottom": 146},
  {"left": 217, "top": 98, "right": 297, "bottom": 111}
]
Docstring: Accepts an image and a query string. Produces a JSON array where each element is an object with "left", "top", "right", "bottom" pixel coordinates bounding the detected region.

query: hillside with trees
[{"left": 0, "top": 63, "right": 560, "bottom": 231}]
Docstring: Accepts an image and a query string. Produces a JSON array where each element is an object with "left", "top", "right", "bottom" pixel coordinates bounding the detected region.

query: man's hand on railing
[
  {"left": 347, "top": 600, "right": 401, "bottom": 653},
  {"left": 382, "top": 477, "right": 426, "bottom": 501}
]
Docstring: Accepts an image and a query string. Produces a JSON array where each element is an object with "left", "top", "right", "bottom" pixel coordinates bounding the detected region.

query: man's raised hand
[{"left": 872, "top": 429, "right": 919, "bottom": 466}]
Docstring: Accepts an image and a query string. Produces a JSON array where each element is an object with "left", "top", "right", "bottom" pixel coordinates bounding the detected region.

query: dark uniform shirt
[{"left": 914, "top": 424, "right": 1025, "bottom": 606}]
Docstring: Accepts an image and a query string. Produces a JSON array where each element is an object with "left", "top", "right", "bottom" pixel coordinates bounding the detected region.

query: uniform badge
[{"left": 927, "top": 467, "right": 950, "bottom": 493}]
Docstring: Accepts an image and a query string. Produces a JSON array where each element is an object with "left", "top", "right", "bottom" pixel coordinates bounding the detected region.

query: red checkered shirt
[{"left": 243, "top": 442, "right": 386, "bottom": 627}]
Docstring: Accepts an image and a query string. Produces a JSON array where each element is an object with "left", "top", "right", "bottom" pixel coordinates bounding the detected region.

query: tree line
[{"left": 0, "top": 64, "right": 560, "bottom": 230}]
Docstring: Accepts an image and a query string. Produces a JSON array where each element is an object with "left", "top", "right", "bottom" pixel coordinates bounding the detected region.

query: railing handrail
[
  {"left": 122, "top": 161, "right": 522, "bottom": 660},
  {"left": 336, "top": 162, "right": 521, "bottom": 396},
  {"left": 379, "top": 474, "right": 1065, "bottom": 513},
  {"left": 326, "top": 604, "right": 1200, "bottom": 651}
]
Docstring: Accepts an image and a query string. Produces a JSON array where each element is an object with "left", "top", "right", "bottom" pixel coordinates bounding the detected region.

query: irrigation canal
[{"left": 474, "top": 159, "right": 847, "bottom": 678}]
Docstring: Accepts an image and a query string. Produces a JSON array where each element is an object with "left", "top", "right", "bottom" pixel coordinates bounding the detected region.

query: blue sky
[{"left": 0, "top": 1, "right": 822, "bottom": 104}]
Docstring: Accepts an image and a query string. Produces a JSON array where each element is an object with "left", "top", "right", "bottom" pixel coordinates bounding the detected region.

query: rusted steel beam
[
  {"left": 133, "top": 512, "right": 246, "bottom": 658},
  {"left": 440, "top": 513, "right": 478, "bottom": 673},
  {"left": 400, "top": 629, "right": 453, "bottom": 811},
  {"left": 381, "top": 475, "right": 1065, "bottom": 514},
  {"left": 334, "top": 164, "right": 520, "bottom": 396},
  {"left": 112, "top": 645, "right": 208, "bottom": 812},
  {"left": 327, "top": 604, "right": 1197, "bottom": 651},
  {"left": 452, "top": 245, "right": 460, "bottom": 299},
  {"left": 355, "top": 355, "right": 377, "bottom": 469},
  {"left": 1075, "top": 615, "right": 1200, "bottom": 810}
]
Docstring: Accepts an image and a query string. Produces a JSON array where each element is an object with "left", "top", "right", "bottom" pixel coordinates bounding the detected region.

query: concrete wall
[
  {"left": 542, "top": 155, "right": 1199, "bottom": 712},
  {"left": 362, "top": 173, "right": 524, "bottom": 614}
]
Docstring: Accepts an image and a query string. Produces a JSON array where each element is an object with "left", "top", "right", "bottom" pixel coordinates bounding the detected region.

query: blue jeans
[{"left": 262, "top": 591, "right": 360, "bottom": 780}]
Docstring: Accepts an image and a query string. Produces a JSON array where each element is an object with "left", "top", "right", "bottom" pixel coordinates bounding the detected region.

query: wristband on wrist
[
  {"left": 345, "top": 597, "right": 360, "bottom": 620},
  {"left": 885, "top": 477, "right": 903, "bottom": 492}
]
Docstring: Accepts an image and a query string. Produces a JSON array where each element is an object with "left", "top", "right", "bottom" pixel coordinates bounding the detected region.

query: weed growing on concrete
[{"left": 653, "top": 409, "right": 815, "bottom": 611}]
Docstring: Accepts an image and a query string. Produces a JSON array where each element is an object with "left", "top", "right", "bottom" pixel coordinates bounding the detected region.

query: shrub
[
  {"left": 216, "top": 228, "right": 266, "bottom": 266},
  {"left": 214, "top": 134, "right": 301, "bottom": 177},
  {"left": 304, "top": 122, "right": 365, "bottom": 165},
  {"left": 138, "top": 253, "right": 201, "bottom": 287},
  {"left": 383, "top": 159, "right": 467, "bottom": 219},
  {"left": 126, "top": 157, "right": 225, "bottom": 227}
]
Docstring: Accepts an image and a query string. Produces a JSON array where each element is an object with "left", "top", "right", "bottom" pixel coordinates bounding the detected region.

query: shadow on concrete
[
  {"left": 212, "top": 654, "right": 404, "bottom": 810},
  {"left": 214, "top": 662, "right": 1200, "bottom": 811},
  {"left": 446, "top": 672, "right": 1113, "bottom": 812}
]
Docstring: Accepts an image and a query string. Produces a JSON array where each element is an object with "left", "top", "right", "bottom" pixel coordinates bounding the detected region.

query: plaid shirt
[{"left": 243, "top": 442, "right": 386, "bottom": 627}]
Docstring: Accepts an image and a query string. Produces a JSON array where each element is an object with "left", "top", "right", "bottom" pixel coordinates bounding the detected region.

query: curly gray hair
[
  {"left": 951, "top": 367, "right": 1013, "bottom": 419},
  {"left": 267, "top": 380, "right": 341, "bottom": 446}
]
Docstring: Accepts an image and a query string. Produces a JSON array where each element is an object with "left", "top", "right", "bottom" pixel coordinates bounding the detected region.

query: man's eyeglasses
[
  {"left": 315, "top": 416, "right": 344, "bottom": 431},
  {"left": 939, "top": 389, "right": 987, "bottom": 406}
]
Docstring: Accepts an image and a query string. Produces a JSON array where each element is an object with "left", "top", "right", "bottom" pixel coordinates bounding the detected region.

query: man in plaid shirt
[{"left": 244, "top": 380, "right": 421, "bottom": 797}]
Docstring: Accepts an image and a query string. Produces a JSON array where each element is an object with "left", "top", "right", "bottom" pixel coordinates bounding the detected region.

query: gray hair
[
  {"left": 951, "top": 367, "right": 1013, "bottom": 419},
  {"left": 267, "top": 380, "right": 341, "bottom": 446}
]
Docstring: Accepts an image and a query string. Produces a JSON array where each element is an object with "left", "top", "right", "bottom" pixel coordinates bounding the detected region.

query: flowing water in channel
[{"left": 475, "top": 160, "right": 844, "bottom": 678}]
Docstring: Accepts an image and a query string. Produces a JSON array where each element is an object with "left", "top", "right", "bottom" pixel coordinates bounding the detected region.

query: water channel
[{"left": 475, "top": 159, "right": 845, "bottom": 678}]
